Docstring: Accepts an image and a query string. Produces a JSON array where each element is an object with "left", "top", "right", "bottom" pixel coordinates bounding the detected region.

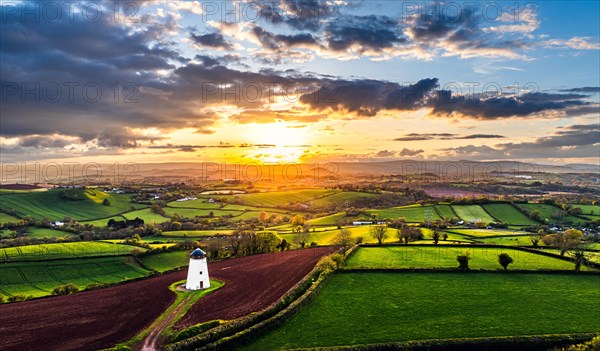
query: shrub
[
  {"left": 0, "top": 295, "right": 4, "bottom": 303},
  {"left": 51, "top": 284, "right": 79, "bottom": 296},
  {"left": 456, "top": 251, "right": 471, "bottom": 270},
  {"left": 498, "top": 253, "right": 514, "bottom": 270},
  {"left": 7, "top": 294, "right": 32, "bottom": 302},
  {"left": 553, "top": 336, "right": 600, "bottom": 351},
  {"left": 172, "top": 320, "right": 222, "bottom": 343}
]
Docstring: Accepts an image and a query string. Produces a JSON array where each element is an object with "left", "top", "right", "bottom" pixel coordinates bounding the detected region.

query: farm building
[{"left": 185, "top": 248, "right": 210, "bottom": 290}]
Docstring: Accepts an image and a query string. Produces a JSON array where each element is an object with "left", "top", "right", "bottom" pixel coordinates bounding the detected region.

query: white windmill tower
[{"left": 185, "top": 248, "right": 210, "bottom": 290}]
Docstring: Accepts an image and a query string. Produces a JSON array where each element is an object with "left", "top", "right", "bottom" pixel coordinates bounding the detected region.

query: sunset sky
[{"left": 1, "top": 0, "right": 599, "bottom": 165}]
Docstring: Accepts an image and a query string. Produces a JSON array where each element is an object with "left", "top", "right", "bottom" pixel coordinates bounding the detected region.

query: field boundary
[{"left": 285, "top": 333, "right": 598, "bottom": 351}]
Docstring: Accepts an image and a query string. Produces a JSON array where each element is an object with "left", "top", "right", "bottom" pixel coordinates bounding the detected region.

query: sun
[{"left": 247, "top": 121, "right": 308, "bottom": 163}]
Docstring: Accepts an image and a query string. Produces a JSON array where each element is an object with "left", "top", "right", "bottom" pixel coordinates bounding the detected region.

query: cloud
[
  {"left": 375, "top": 150, "right": 396, "bottom": 157},
  {"left": 542, "top": 37, "right": 600, "bottom": 50},
  {"left": 191, "top": 32, "right": 233, "bottom": 49},
  {"left": 300, "top": 78, "right": 439, "bottom": 116},
  {"left": 394, "top": 133, "right": 505, "bottom": 141},
  {"left": 429, "top": 91, "right": 593, "bottom": 119},
  {"left": 560, "top": 87, "right": 600, "bottom": 93},
  {"left": 440, "top": 124, "right": 600, "bottom": 160},
  {"left": 398, "top": 148, "right": 424, "bottom": 156}
]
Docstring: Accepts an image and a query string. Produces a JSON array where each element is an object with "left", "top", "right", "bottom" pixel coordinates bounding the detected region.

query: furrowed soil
[{"left": 0, "top": 247, "right": 332, "bottom": 351}]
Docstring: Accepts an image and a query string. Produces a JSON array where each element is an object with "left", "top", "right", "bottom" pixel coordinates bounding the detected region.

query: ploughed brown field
[{"left": 0, "top": 247, "right": 332, "bottom": 351}]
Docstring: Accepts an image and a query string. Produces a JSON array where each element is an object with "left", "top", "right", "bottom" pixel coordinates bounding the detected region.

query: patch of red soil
[{"left": 0, "top": 247, "right": 332, "bottom": 351}]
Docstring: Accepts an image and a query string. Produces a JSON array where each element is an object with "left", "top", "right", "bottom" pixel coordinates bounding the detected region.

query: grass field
[
  {"left": 279, "top": 226, "right": 384, "bottom": 246},
  {"left": 572, "top": 204, "right": 600, "bottom": 216},
  {"left": 516, "top": 204, "right": 588, "bottom": 225},
  {"left": 122, "top": 208, "right": 169, "bottom": 224},
  {"left": 308, "top": 191, "right": 377, "bottom": 208},
  {"left": 0, "top": 212, "right": 21, "bottom": 224},
  {"left": 161, "top": 230, "right": 234, "bottom": 237},
  {"left": 0, "top": 242, "right": 142, "bottom": 262},
  {"left": 168, "top": 199, "right": 225, "bottom": 209},
  {"left": 306, "top": 212, "right": 346, "bottom": 226},
  {"left": 241, "top": 273, "right": 600, "bottom": 350},
  {"left": 140, "top": 251, "right": 189, "bottom": 272},
  {"left": 214, "top": 189, "right": 338, "bottom": 208},
  {"left": 477, "top": 235, "right": 541, "bottom": 246},
  {"left": 26, "top": 227, "right": 76, "bottom": 239},
  {"left": 482, "top": 204, "right": 539, "bottom": 225},
  {"left": 452, "top": 205, "right": 497, "bottom": 223},
  {"left": 434, "top": 205, "right": 458, "bottom": 220},
  {"left": 345, "top": 246, "right": 585, "bottom": 270},
  {"left": 0, "top": 189, "right": 145, "bottom": 221},
  {"left": 446, "top": 228, "right": 527, "bottom": 238},
  {"left": 367, "top": 205, "right": 441, "bottom": 222},
  {"left": 0, "top": 256, "right": 149, "bottom": 298}
]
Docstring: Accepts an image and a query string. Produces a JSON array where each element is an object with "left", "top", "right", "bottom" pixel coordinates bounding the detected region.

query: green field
[
  {"left": 368, "top": 205, "right": 441, "bottom": 222},
  {"left": 0, "top": 212, "right": 21, "bottom": 224},
  {"left": 26, "top": 227, "right": 76, "bottom": 239},
  {"left": 0, "top": 242, "right": 141, "bottom": 262},
  {"left": 0, "top": 256, "right": 149, "bottom": 298},
  {"left": 140, "top": 251, "right": 189, "bottom": 272},
  {"left": 308, "top": 191, "right": 377, "bottom": 208},
  {"left": 452, "top": 205, "right": 497, "bottom": 223},
  {"left": 168, "top": 199, "right": 225, "bottom": 209},
  {"left": 306, "top": 212, "right": 346, "bottom": 226},
  {"left": 0, "top": 189, "right": 145, "bottom": 221},
  {"left": 122, "top": 208, "right": 169, "bottom": 224},
  {"left": 434, "top": 205, "right": 458, "bottom": 220},
  {"left": 477, "top": 235, "right": 541, "bottom": 246},
  {"left": 163, "top": 207, "right": 246, "bottom": 219},
  {"left": 516, "top": 204, "right": 588, "bottom": 225},
  {"left": 161, "top": 230, "right": 234, "bottom": 237},
  {"left": 345, "top": 246, "right": 585, "bottom": 270},
  {"left": 279, "top": 226, "right": 384, "bottom": 246},
  {"left": 482, "top": 204, "right": 539, "bottom": 225},
  {"left": 241, "top": 273, "right": 600, "bottom": 350},
  {"left": 572, "top": 204, "right": 600, "bottom": 216},
  {"left": 214, "top": 189, "right": 338, "bottom": 208},
  {"left": 446, "top": 228, "right": 527, "bottom": 238}
]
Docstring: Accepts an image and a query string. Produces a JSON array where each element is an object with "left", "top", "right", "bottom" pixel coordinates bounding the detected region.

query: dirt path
[{"left": 140, "top": 294, "right": 192, "bottom": 351}]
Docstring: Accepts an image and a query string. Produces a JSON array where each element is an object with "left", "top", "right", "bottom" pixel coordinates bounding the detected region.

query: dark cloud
[
  {"left": 560, "top": 87, "right": 600, "bottom": 93},
  {"left": 251, "top": 26, "right": 318, "bottom": 50},
  {"left": 394, "top": 133, "right": 505, "bottom": 141},
  {"left": 191, "top": 32, "right": 233, "bottom": 49},
  {"left": 300, "top": 78, "right": 439, "bottom": 116},
  {"left": 429, "top": 91, "right": 592, "bottom": 119},
  {"left": 249, "top": 0, "right": 338, "bottom": 31},
  {"left": 324, "top": 15, "right": 405, "bottom": 52}
]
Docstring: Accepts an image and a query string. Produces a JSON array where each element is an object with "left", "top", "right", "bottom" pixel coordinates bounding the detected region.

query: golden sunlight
[{"left": 246, "top": 121, "right": 308, "bottom": 163}]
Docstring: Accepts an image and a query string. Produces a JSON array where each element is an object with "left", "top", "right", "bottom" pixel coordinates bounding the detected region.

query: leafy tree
[
  {"left": 572, "top": 244, "right": 588, "bottom": 273},
  {"left": 331, "top": 228, "right": 353, "bottom": 251},
  {"left": 498, "top": 253, "right": 514, "bottom": 270},
  {"left": 369, "top": 225, "right": 388, "bottom": 245},
  {"left": 544, "top": 229, "right": 583, "bottom": 255},
  {"left": 431, "top": 227, "right": 441, "bottom": 245},
  {"left": 258, "top": 211, "right": 269, "bottom": 223},
  {"left": 442, "top": 232, "right": 448, "bottom": 241},
  {"left": 529, "top": 210, "right": 542, "bottom": 221},
  {"left": 294, "top": 231, "right": 310, "bottom": 248},
  {"left": 102, "top": 198, "right": 111, "bottom": 206},
  {"left": 291, "top": 215, "right": 305, "bottom": 227}
]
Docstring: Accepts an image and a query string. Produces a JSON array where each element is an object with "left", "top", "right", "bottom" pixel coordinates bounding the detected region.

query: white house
[{"left": 185, "top": 248, "right": 210, "bottom": 290}]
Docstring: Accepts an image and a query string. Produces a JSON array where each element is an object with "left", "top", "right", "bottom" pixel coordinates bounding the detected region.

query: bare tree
[
  {"left": 369, "top": 225, "right": 388, "bottom": 245},
  {"left": 396, "top": 225, "right": 422, "bottom": 245}
]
